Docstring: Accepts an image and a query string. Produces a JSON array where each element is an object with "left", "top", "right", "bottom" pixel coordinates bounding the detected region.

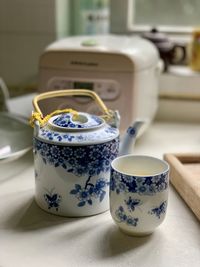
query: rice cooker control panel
[{"left": 47, "top": 77, "right": 120, "bottom": 102}]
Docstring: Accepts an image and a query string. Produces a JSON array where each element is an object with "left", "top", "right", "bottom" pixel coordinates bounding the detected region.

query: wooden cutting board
[{"left": 164, "top": 153, "right": 200, "bottom": 221}]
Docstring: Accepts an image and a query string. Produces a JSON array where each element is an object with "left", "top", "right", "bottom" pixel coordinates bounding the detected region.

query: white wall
[{"left": 0, "top": 0, "right": 56, "bottom": 88}]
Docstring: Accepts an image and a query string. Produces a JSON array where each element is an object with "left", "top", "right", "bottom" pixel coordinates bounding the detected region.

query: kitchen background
[
  {"left": 0, "top": 0, "right": 110, "bottom": 95},
  {"left": 1, "top": 0, "right": 200, "bottom": 121}
]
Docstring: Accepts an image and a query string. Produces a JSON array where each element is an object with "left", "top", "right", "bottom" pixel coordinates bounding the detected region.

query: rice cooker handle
[{"left": 32, "top": 89, "right": 110, "bottom": 117}]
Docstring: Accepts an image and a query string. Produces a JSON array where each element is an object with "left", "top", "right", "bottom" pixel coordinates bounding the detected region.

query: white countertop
[{"left": 0, "top": 119, "right": 200, "bottom": 267}]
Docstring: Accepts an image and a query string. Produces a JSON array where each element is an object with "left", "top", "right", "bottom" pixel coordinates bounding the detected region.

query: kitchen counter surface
[{"left": 0, "top": 120, "right": 200, "bottom": 267}]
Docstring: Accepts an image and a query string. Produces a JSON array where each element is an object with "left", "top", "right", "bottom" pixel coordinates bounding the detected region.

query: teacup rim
[{"left": 111, "top": 154, "right": 169, "bottom": 177}]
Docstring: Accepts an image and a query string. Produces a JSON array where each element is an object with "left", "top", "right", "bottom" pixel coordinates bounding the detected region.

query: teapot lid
[
  {"left": 49, "top": 112, "right": 104, "bottom": 131},
  {"left": 142, "top": 28, "right": 168, "bottom": 43},
  {"left": 142, "top": 28, "right": 175, "bottom": 53},
  {"left": 35, "top": 112, "right": 119, "bottom": 145}
]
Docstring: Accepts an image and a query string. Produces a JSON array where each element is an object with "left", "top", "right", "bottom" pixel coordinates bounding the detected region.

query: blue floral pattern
[
  {"left": 52, "top": 113, "right": 103, "bottom": 129},
  {"left": 149, "top": 201, "right": 167, "bottom": 219},
  {"left": 70, "top": 177, "right": 109, "bottom": 207},
  {"left": 39, "top": 126, "right": 118, "bottom": 144},
  {"left": 34, "top": 138, "right": 119, "bottom": 208},
  {"left": 110, "top": 169, "right": 168, "bottom": 195},
  {"left": 115, "top": 206, "right": 139, "bottom": 227},
  {"left": 34, "top": 138, "right": 119, "bottom": 177}
]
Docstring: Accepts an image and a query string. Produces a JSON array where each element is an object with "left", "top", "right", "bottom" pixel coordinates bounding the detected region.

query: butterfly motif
[
  {"left": 44, "top": 192, "right": 62, "bottom": 211},
  {"left": 125, "top": 197, "right": 142, "bottom": 212},
  {"left": 149, "top": 201, "right": 167, "bottom": 219}
]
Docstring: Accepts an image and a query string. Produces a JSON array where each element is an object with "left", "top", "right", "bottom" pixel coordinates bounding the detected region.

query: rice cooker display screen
[{"left": 73, "top": 81, "right": 94, "bottom": 90}]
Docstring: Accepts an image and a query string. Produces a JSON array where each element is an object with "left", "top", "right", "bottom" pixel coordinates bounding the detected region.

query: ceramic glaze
[
  {"left": 33, "top": 109, "right": 121, "bottom": 217},
  {"left": 110, "top": 155, "right": 169, "bottom": 236},
  {"left": 51, "top": 113, "right": 103, "bottom": 129},
  {"left": 34, "top": 137, "right": 119, "bottom": 216},
  {"left": 36, "top": 112, "right": 119, "bottom": 145}
]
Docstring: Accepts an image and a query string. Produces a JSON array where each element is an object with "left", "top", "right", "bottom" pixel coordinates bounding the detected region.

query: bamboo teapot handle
[
  {"left": 33, "top": 89, "right": 110, "bottom": 117},
  {"left": 30, "top": 89, "right": 117, "bottom": 127}
]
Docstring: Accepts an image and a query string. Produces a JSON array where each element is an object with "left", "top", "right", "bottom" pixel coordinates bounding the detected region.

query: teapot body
[
  {"left": 33, "top": 136, "right": 119, "bottom": 216},
  {"left": 159, "top": 43, "right": 186, "bottom": 71}
]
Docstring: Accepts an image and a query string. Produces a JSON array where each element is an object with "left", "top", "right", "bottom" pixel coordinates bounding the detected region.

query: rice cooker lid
[{"left": 43, "top": 35, "right": 159, "bottom": 71}]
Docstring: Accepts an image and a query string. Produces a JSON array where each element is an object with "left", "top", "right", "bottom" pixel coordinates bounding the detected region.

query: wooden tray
[{"left": 164, "top": 153, "right": 200, "bottom": 221}]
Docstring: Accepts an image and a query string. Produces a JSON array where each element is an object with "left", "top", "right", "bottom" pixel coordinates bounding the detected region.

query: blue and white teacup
[{"left": 110, "top": 155, "right": 169, "bottom": 236}]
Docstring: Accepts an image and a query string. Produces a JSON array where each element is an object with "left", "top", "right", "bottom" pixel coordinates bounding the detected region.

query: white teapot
[{"left": 31, "top": 89, "right": 143, "bottom": 217}]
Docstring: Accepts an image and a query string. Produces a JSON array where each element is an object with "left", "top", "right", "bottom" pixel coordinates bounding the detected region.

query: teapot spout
[{"left": 119, "top": 120, "right": 144, "bottom": 156}]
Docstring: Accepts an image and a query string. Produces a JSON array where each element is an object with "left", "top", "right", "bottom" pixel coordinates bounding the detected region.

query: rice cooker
[{"left": 38, "top": 35, "right": 160, "bottom": 131}]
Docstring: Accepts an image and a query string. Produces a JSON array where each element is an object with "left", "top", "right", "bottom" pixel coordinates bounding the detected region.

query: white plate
[{"left": 0, "top": 112, "right": 33, "bottom": 162}]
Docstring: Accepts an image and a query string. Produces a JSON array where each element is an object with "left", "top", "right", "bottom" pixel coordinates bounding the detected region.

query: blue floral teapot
[{"left": 31, "top": 89, "right": 143, "bottom": 217}]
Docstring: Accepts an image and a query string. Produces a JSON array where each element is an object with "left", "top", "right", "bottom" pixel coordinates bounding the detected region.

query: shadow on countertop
[
  {"left": 97, "top": 224, "right": 155, "bottom": 258},
  {"left": 1, "top": 193, "right": 87, "bottom": 232}
]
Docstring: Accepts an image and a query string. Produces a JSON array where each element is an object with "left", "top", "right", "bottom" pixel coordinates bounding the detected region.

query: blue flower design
[
  {"left": 123, "top": 175, "right": 134, "bottom": 183},
  {"left": 62, "top": 146, "right": 74, "bottom": 157},
  {"left": 39, "top": 126, "right": 118, "bottom": 144},
  {"left": 126, "top": 216, "right": 138, "bottom": 226},
  {"left": 34, "top": 138, "right": 119, "bottom": 208},
  {"left": 115, "top": 206, "right": 127, "bottom": 222},
  {"left": 152, "top": 175, "right": 162, "bottom": 183},
  {"left": 74, "top": 148, "right": 86, "bottom": 158},
  {"left": 134, "top": 176, "right": 146, "bottom": 184},
  {"left": 34, "top": 138, "right": 119, "bottom": 178},
  {"left": 102, "top": 146, "right": 110, "bottom": 157},
  {"left": 53, "top": 114, "right": 83, "bottom": 128},
  {"left": 110, "top": 169, "right": 168, "bottom": 195},
  {"left": 63, "top": 134, "right": 75, "bottom": 142},
  {"left": 70, "top": 177, "right": 109, "bottom": 207},
  {"left": 149, "top": 201, "right": 167, "bottom": 219},
  {"left": 115, "top": 206, "right": 139, "bottom": 227},
  {"left": 136, "top": 184, "right": 148, "bottom": 194}
]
